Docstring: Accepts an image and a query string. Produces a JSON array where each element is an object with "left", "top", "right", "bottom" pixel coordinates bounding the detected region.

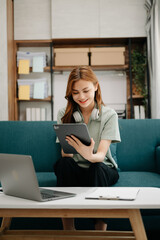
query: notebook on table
[
  {"left": 85, "top": 187, "right": 139, "bottom": 201},
  {"left": 0, "top": 153, "right": 76, "bottom": 202}
]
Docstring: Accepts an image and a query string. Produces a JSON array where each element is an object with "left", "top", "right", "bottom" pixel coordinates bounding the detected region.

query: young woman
[{"left": 54, "top": 66, "right": 121, "bottom": 231}]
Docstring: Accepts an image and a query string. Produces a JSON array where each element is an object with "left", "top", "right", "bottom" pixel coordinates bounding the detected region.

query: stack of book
[
  {"left": 17, "top": 78, "right": 49, "bottom": 100},
  {"left": 134, "top": 105, "right": 145, "bottom": 119},
  {"left": 26, "top": 108, "right": 46, "bottom": 121},
  {"left": 17, "top": 51, "right": 47, "bottom": 67}
]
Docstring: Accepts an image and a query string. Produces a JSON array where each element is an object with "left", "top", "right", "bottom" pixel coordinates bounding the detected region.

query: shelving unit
[
  {"left": 127, "top": 38, "right": 149, "bottom": 119},
  {"left": 13, "top": 37, "right": 149, "bottom": 121},
  {"left": 14, "top": 40, "right": 53, "bottom": 121}
]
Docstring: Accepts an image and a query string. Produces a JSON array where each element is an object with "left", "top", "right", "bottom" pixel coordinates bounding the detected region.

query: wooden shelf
[
  {"left": 17, "top": 66, "right": 51, "bottom": 73},
  {"left": 52, "top": 37, "right": 146, "bottom": 48},
  {"left": 15, "top": 39, "right": 52, "bottom": 47},
  {"left": 128, "top": 95, "right": 144, "bottom": 100},
  {"left": 45, "top": 66, "right": 52, "bottom": 72},
  {"left": 91, "top": 65, "right": 129, "bottom": 71},
  {"left": 17, "top": 97, "right": 52, "bottom": 102},
  {"left": 51, "top": 65, "right": 129, "bottom": 72}
]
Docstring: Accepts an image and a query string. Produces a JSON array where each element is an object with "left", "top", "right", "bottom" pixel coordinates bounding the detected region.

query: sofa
[{"left": 0, "top": 120, "right": 160, "bottom": 238}]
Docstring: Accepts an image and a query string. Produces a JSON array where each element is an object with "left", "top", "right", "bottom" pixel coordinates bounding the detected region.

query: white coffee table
[{"left": 0, "top": 187, "right": 160, "bottom": 240}]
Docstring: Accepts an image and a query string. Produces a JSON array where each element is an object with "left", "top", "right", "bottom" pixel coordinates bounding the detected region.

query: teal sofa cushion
[
  {"left": 110, "top": 143, "right": 121, "bottom": 171},
  {"left": 0, "top": 121, "right": 61, "bottom": 172},
  {"left": 156, "top": 146, "right": 160, "bottom": 173},
  {"left": 36, "top": 172, "right": 57, "bottom": 187},
  {"left": 117, "top": 119, "right": 160, "bottom": 172},
  {"left": 114, "top": 171, "right": 160, "bottom": 187},
  {"left": 110, "top": 143, "right": 118, "bottom": 164}
]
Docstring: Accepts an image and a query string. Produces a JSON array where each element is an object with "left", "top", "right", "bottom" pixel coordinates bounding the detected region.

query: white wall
[
  {"left": 96, "top": 71, "right": 127, "bottom": 105},
  {"left": 52, "top": 0, "right": 146, "bottom": 39},
  {"left": 99, "top": 0, "right": 147, "bottom": 37},
  {"left": 14, "top": 0, "right": 51, "bottom": 40},
  {"left": 52, "top": 0, "right": 99, "bottom": 38},
  {"left": 14, "top": 0, "right": 147, "bottom": 40},
  {"left": 0, "top": 0, "right": 8, "bottom": 120}
]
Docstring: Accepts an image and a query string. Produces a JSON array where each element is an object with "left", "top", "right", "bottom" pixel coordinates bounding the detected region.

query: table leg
[
  {"left": 0, "top": 217, "right": 12, "bottom": 234},
  {"left": 128, "top": 209, "right": 147, "bottom": 240}
]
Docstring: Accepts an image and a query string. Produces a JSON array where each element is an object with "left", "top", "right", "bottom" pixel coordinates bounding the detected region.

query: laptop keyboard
[
  {"left": 39, "top": 188, "right": 76, "bottom": 200},
  {"left": 40, "top": 189, "right": 58, "bottom": 199},
  {"left": 41, "top": 193, "right": 58, "bottom": 199}
]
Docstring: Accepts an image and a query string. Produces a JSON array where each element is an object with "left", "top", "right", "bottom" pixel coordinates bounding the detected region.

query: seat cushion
[
  {"left": 117, "top": 119, "right": 160, "bottom": 172},
  {"left": 36, "top": 172, "right": 57, "bottom": 187},
  {"left": 110, "top": 143, "right": 118, "bottom": 164},
  {"left": 113, "top": 171, "right": 160, "bottom": 187}
]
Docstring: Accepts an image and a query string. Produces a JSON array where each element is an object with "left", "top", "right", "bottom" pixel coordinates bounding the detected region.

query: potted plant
[{"left": 131, "top": 48, "right": 147, "bottom": 106}]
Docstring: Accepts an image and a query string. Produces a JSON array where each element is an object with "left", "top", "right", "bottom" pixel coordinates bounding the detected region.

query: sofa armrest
[{"left": 156, "top": 146, "right": 160, "bottom": 173}]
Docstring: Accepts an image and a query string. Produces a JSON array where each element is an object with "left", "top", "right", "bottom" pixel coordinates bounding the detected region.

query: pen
[{"left": 99, "top": 196, "right": 120, "bottom": 200}]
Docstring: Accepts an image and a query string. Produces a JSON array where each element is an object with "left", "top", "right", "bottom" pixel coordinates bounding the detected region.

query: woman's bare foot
[
  {"left": 62, "top": 218, "right": 75, "bottom": 230},
  {"left": 95, "top": 219, "right": 107, "bottom": 231}
]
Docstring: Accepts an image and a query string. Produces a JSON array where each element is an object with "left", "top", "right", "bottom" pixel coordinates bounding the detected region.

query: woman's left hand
[{"left": 65, "top": 135, "right": 95, "bottom": 162}]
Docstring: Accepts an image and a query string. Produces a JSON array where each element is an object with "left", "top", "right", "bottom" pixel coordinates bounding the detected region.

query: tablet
[{"left": 53, "top": 123, "right": 91, "bottom": 154}]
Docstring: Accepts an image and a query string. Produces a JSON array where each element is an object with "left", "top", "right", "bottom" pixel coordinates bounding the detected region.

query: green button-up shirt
[{"left": 57, "top": 105, "right": 121, "bottom": 169}]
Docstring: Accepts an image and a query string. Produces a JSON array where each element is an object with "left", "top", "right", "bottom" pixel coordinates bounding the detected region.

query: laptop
[{"left": 0, "top": 153, "right": 76, "bottom": 202}]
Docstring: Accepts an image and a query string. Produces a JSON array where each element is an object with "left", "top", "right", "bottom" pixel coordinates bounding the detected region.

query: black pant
[{"left": 54, "top": 157, "right": 119, "bottom": 187}]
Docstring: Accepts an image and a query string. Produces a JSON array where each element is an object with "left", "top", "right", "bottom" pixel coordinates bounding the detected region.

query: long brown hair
[{"left": 62, "top": 66, "right": 104, "bottom": 123}]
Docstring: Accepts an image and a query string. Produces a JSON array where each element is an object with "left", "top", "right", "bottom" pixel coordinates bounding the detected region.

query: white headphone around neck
[{"left": 73, "top": 108, "right": 99, "bottom": 122}]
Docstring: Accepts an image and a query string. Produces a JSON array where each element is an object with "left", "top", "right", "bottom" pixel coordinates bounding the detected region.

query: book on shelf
[
  {"left": 134, "top": 105, "right": 145, "bottom": 119},
  {"left": 18, "top": 59, "right": 30, "bottom": 74},
  {"left": 35, "top": 108, "right": 41, "bottom": 121},
  {"left": 26, "top": 108, "right": 31, "bottom": 121},
  {"left": 17, "top": 51, "right": 47, "bottom": 68},
  {"left": 40, "top": 108, "right": 46, "bottom": 121},
  {"left": 31, "top": 108, "right": 36, "bottom": 121},
  {"left": 26, "top": 108, "right": 46, "bottom": 121},
  {"left": 33, "top": 56, "right": 44, "bottom": 72},
  {"left": 18, "top": 85, "right": 30, "bottom": 100},
  {"left": 33, "top": 82, "right": 45, "bottom": 99},
  {"left": 140, "top": 105, "right": 145, "bottom": 119},
  {"left": 134, "top": 105, "right": 140, "bottom": 119},
  {"left": 17, "top": 78, "right": 48, "bottom": 99}
]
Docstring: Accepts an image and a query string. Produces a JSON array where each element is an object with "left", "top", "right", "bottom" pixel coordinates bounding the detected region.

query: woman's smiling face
[{"left": 72, "top": 79, "right": 98, "bottom": 110}]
